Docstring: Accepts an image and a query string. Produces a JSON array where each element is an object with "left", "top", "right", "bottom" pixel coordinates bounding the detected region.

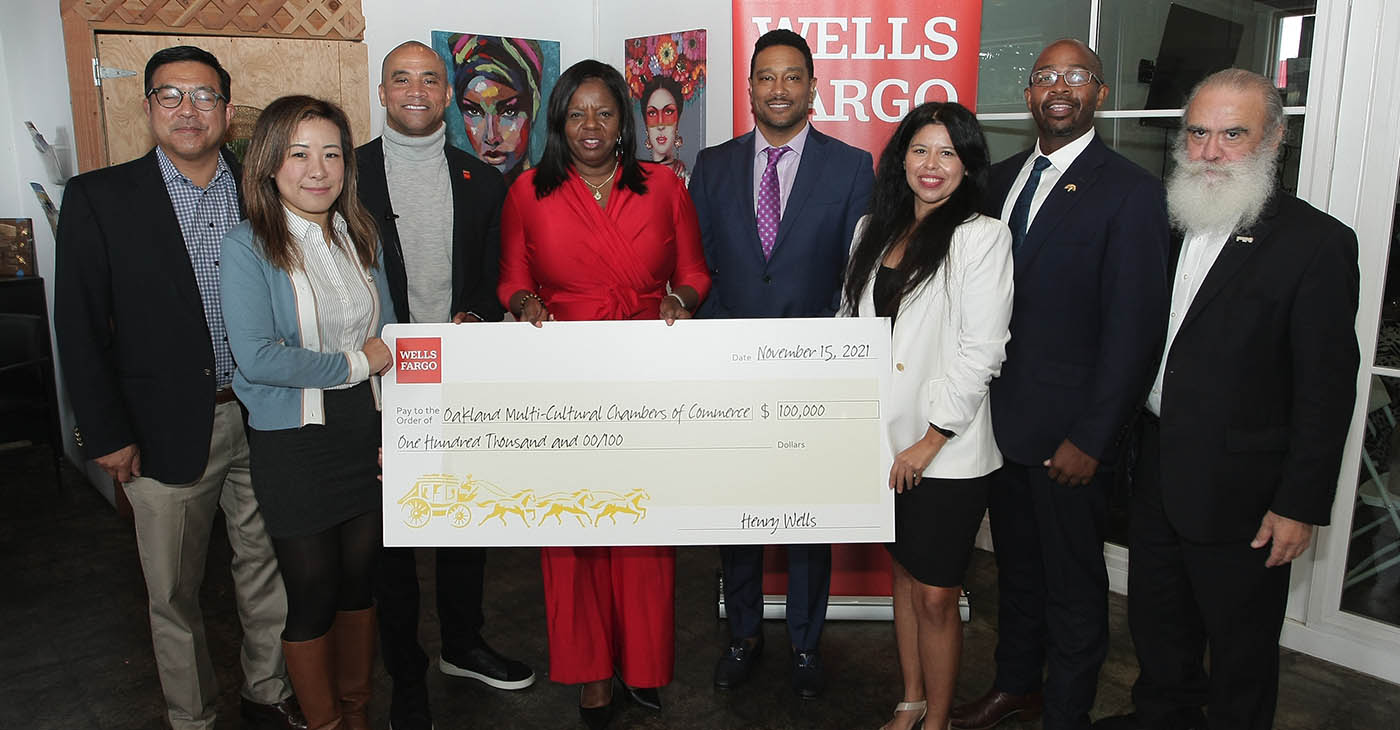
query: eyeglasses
[
  {"left": 147, "top": 86, "right": 227, "bottom": 111},
  {"left": 1028, "top": 68, "right": 1103, "bottom": 87}
]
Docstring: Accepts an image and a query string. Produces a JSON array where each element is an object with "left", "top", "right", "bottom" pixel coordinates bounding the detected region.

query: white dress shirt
[
  {"left": 999, "top": 128, "right": 1097, "bottom": 228},
  {"left": 286, "top": 209, "right": 375, "bottom": 388},
  {"left": 1146, "top": 227, "right": 1233, "bottom": 415}
]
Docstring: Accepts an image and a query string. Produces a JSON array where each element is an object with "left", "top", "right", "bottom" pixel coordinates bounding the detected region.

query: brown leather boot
[
  {"left": 281, "top": 635, "right": 342, "bottom": 730},
  {"left": 331, "top": 607, "right": 377, "bottom": 730}
]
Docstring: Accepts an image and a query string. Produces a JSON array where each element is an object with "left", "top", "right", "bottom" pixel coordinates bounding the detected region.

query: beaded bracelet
[{"left": 516, "top": 292, "right": 545, "bottom": 317}]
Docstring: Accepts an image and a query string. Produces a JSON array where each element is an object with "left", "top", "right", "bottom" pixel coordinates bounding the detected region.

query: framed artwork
[
  {"left": 624, "top": 29, "right": 706, "bottom": 187},
  {"left": 431, "top": 31, "right": 560, "bottom": 185}
]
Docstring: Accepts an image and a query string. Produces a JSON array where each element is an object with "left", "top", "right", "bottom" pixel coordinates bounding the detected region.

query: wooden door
[{"left": 95, "top": 33, "right": 370, "bottom": 166}]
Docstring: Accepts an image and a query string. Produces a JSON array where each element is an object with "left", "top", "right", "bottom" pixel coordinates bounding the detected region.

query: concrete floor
[{"left": 3, "top": 446, "right": 1398, "bottom": 729}]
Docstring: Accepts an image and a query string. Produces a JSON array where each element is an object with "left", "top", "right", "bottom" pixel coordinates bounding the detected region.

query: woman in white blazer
[{"left": 841, "top": 102, "right": 1013, "bottom": 730}]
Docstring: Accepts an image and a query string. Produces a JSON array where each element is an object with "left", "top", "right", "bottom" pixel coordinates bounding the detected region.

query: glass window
[
  {"left": 1097, "top": 0, "right": 1317, "bottom": 112},
  {"left": 1342, "top": 373, "right": 1400, "bottom": 629},
  {"left": 977, "top": 0, "right": 1092, "bottom": 113}
]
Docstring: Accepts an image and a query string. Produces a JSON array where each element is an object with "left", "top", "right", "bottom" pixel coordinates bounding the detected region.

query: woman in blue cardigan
[{"left": 221, "top": 95, "right": 393, "bottom": 730}]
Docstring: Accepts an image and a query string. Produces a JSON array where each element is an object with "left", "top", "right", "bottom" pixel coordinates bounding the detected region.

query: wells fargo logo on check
[{"left": 381, "top": 319, "right": 894, "bottom": 547}]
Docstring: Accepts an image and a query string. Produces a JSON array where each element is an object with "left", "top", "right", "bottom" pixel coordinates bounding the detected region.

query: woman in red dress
[{"left": 497, "top": 59, "right": 710, "bottom": 729}]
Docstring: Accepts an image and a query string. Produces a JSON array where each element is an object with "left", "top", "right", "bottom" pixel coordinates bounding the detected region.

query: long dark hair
[
  {"left": 843, "top": 102, "right": 989, "bottom": 316},
  {"left": 242, "top": 95, "right": 378, "bottom": 273},
  {"left": 533, "top": 59, "right": 648, "bottom": 199}
]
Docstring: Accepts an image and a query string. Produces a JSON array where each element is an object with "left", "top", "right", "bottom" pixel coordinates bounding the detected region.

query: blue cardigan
[{"left": 220, "top": 219, "right": 394, "bottom": 430}]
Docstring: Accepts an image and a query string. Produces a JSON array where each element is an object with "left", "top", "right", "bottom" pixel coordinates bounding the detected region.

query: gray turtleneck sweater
[{"left": 383, "top": 123, "right": 453, "bottom": 323}]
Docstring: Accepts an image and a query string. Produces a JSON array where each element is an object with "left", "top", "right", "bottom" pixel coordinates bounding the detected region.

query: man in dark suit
[
  {"left": 952, "top": 39, "right": 1170, "bottom": 730},
  {"left": 53, "top": 46, "right": 302, "bottom": 730},
  {"left": 355, "top": 40, "right": 532, "bottom": 730},
  {"left": 690, "top": 28, "right": 873, "bottom": 699},
  {"left": 1094, "top": 69, "right": 1359, "bottom": 730}
]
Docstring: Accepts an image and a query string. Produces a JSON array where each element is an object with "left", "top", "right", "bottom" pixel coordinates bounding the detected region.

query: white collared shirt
[
  {"left": 1146, "top": 226, "right": 1233, "bottom": 415},
  {"left": 752, "top": 122, "right": 812, "bottom": 218},
  {"left": 285, "top": 208, "right": 374, "bottom": 388},
  {"left": 999, "top": 128, "right": 1097, "bottom": 227}
]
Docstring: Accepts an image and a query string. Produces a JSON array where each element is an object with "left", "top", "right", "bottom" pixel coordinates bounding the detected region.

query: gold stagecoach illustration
[{"left": 400, "top": 474, "right": 650, "bottom": 529}]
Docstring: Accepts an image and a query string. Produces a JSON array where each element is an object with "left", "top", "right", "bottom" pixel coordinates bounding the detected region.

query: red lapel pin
[{"left": 462, "top": 170, "right": 471, "bottom": 180}]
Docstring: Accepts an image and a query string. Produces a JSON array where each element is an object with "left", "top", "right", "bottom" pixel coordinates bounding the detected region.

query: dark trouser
[
  {"left": 1128, "top": 418, "right": 1290, "bottom": 730},
  {"left": 374, "top": 546, "right": 486, "bottom": 686},
  {"left": 721, "top": 544, "right": 832, "bottom": 651},
  {"left": 987, "top": 461, "right": 1109, "bottom": 730}
]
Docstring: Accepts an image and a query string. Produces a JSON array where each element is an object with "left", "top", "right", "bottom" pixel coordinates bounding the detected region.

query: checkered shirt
[{"left": 155, "top": 147, "right": 241, "bottom": 388}]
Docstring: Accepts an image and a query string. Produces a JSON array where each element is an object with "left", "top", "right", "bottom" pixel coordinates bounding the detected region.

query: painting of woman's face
[
  {"left": 644, "top": 86, "right": 680, "bottom": 162},
  {"left": 460, "top": 75, "right": 530, "bottom": 173}
]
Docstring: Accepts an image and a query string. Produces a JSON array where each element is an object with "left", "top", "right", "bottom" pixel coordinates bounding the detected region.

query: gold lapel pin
[
  {"left": 1236, "top": 235, "right": 1254, "bottom": 244},
  {"left": 1064, "top": 183, "right": 1077, "bottom": 192}
]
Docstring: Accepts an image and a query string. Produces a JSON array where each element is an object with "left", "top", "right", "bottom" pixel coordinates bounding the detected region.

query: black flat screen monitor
[{"left": 1143, "top": 3, "right": 1244, "bottom": 128}]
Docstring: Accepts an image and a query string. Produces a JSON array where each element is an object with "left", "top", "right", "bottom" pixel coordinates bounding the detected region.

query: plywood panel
[
  {"left": 96, "top": 33, "right": 371, "bottom": 167},
  {"left": 65, "top": 0, "right": 365, "bottom": 41},
  {"left": 340, "top": 42, "right": 372, "bottom": 147}
]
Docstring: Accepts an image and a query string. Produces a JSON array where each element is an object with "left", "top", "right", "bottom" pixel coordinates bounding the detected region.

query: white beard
[{"left": 1165, "top": 142, "right": 1278, "bottom": 234}]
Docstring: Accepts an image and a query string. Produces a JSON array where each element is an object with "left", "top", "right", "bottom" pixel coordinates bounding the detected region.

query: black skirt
[
  {"left": 885, "top": 474, "right": 990, "bottom": 587},
  {"left": 248, "top": 382, "right": 381, "bottom": 539}
]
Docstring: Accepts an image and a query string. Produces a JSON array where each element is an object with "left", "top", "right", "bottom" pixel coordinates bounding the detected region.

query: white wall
[{"left": 0, "top": 0, "right": 98, "bottom": 494}]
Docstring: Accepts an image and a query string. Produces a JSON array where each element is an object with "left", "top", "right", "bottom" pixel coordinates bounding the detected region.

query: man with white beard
[{"left": 1093, "top": 69, "right": 1359, "bottom": 730}]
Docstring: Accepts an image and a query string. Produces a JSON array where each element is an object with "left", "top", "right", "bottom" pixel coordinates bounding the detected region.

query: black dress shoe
[
  {"left": 714, "top": 636, "right": 764, "bottom": 690},
  {"left": 791, "top": 649, "right": 825, "bottom": 700},
  {"left": 240, "top": 696, "right": 307, "bottom": 730},
  {"left": 616, "top": 674, "right": 662, "bottom": 711},
  {"left": 388, "top": 679, "right": 433, "bottom": 730},
  {"left": 440, "top": 641, "right": 536, "bottom": 690}
]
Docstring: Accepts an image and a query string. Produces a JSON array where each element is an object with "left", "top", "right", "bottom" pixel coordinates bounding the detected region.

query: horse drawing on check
[
  {"left": 472, "top": 481, "right": 537, "bottom": 527},
  {"left": 589, "top": 488, "right": 651, "bottom": 526},
  {"left": 534, "top": 489, "right": 594, "bottom": 526}
]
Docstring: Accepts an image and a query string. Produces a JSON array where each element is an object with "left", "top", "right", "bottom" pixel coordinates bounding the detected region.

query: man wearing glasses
[
  {"left": 55, "top": 46, "right": 301, "bottom": 730},
  {"left": 951, "top": 39, "right": 1170, "bottom": 730}
]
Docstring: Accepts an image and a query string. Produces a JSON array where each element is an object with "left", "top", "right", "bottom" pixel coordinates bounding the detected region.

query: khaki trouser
[{"left": 123, "top": 400, "right": 290, "bottom": 730}]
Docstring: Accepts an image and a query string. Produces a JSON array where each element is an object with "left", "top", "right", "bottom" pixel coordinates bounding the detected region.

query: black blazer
[
  {"left": 356, "top": 138, "right": 506, "bottom": 323},
  {"left": 1156, "top": 193, "right": 1359, "bottom": 542},
  {"left": 985, "top": 135, "right": 1171, "bottom": 466},
  {"left": 690, "top": 126, "right": 873, "bottom": 319},
  {"left": 53, "top": 148, "right": 243, "bottom": 484}
]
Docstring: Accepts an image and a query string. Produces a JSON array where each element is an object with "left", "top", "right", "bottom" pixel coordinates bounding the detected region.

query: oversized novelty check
[{"left": 381, "top": 318, "right": 893, "bottom": 547}]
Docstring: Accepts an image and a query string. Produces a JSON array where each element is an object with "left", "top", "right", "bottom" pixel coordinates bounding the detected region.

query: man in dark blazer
[
  {"left": 355, "top": 40, "right": 531, "bottom": 730},
  {"left": 1094, "top": 70, "right": 1359, "bottom": 730},
  {"left": 690, "top": 29, "right": 873, "bottom": 699},
  {"left": 53, "top": 47, "right": 301, "bottom": 730},
  {"left": 952, "top": 40, "right": 1170, "bottom": 730}
]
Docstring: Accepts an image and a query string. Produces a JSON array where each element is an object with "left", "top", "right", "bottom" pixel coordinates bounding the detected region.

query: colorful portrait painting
[
  {"left": 624, "top": 30, "right": 706, "bottom": 187},
  {"left": 431, "top": 32, "right": 560, "bottom": 185}
]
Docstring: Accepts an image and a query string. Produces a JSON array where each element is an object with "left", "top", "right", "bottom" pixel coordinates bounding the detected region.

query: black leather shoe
[
  {"left": 791, "top": 649, "right": 825, "bottom": 700},
  {"left": 388, "top": 679, "right": 433, "bottom": 730},
  {"left": 617, "top": 674, "right": 662, "bottom": 711},
  {"left": 440, "top": 642, "right": 536, "bottom": 690},
  {"left": 713, "top": 636, "right": 764, "bottom": 690},
  {"left": 240, "top": 696, "right": 307, "bottom": 730}
]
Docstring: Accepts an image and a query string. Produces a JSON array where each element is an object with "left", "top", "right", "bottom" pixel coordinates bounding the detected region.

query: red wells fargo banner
[{"left": 732, "top": 0, "right": 984, "bottom": 158}]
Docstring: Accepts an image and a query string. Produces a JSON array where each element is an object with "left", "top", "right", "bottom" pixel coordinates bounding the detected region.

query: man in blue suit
[
  {"left": 690, "top": 28, "right": 873, "bottom": 699},
  {"left": 951, "top": 39, "right": 1170, "bottom": 730}
]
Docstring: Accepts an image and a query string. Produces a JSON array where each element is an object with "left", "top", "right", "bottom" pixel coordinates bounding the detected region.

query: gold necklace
[{"left": 579, "top": 162, "right": 619, "bottom": 201}]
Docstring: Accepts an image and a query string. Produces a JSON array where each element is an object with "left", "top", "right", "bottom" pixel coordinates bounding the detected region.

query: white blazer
[{"left": 842, "top": 213, "right": 1014, "bottom": 479}]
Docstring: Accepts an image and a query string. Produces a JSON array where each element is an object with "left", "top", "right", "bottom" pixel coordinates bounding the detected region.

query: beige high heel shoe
[{"left": 880, "top": 699, "right": 927, "bottom": 730}]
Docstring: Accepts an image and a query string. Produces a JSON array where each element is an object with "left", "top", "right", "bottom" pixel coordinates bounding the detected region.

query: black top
[{"left": 874, "top": 265, "right": 900, "bottom": 322}]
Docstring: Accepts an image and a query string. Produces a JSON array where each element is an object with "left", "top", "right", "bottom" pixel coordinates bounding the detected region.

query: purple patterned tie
[{"left": 757, "top": 145, "right": 791, "bottom": 259}]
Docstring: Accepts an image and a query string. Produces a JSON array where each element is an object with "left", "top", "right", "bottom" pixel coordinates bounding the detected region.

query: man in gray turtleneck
[{"left": 356, "top": 40, "right": 533, "bottom": 730}]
